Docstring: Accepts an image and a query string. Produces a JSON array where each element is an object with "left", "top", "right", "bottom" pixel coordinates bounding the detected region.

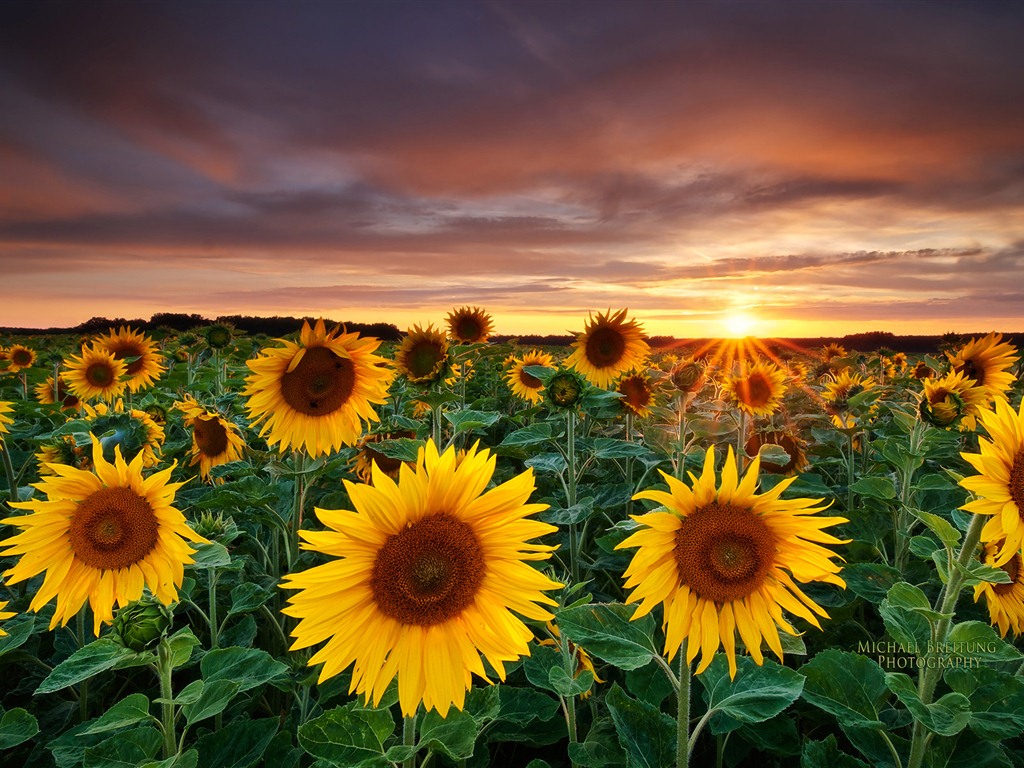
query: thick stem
[
  {"left": 567, "top": 411, "right": 579, "bottom": 585},
  {"left": 734, "top": 410, "right": 747, "bottom": 472},
  {"left": 846, "top": 431, "right": 856, "bottom": 517},
  {"left": 157, "top": 639, "right": 176, "bottom": 760},
  {"left": 402, "top": 713, "right": 417, "bottom": 768},
  {"left": 208, "top": 570, "right": 220, "bottom": 649},
  {"left": 1, "top": 438, "right": 19, "bottom": 505},
  {"left": 677, "top": 646, "right": 691, "bottom": 768},
  {"left": 431, "top": 404, "right": 443, "bottom": 449}
]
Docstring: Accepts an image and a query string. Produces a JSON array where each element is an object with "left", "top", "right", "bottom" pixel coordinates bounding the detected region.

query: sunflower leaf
[
  {"left": 201, "top": 646, "right": 288, "bottom": 692},
  {"left": 800, "top": 734, "right": 871, "bottom": 767},
  {"left": 906, "top": 508, "right": 961, "bottom": 550},
  {"left": 0, "top": 706, "right": 39, "bottom": 750},
  {"left": 197, "top": 717, "right": 279, "bottom": 768},
  {"left": 37, "top": 638, "right": 140, "bottom": 694},
  {"left": 801, "top": 650, "right": 889, "bottom": 730},
  {"left": 556, "top": 603, "right": 659, "bottom": 671},
  {"left": 297, "top": 703, "right": 394, "bottom": 766},
  {"left": 444, "top": 409, "right": 501, "bottom": 434},
  {"left": 885, "top": 672, "right": 971, "bottom": 736},
  {"left": 605, "top": 684, "right": 675, "bottom": 768},
  {"left": 945, "top": 622, "right": 1022, "bottom": 662},
  {"left": 83, "top": 726, "right": 163, "bottom": 768},
  {"left": 417, "top": 707, "right": 479, "bottom": 761},
  {"left": 944, "top": 666, "right": 1024, "bottom": 740},
  {"left": 79, "top": 693, "right": 154, "bottom": 735},
  {"left": 849, "top": 477, "right": 897, "bottom": 500},
  {"left": 370, "top": 437, "right": 423, "bottom": 462},
  {"left": 698, "top": 655, "right": 805, "bottom": 734}
]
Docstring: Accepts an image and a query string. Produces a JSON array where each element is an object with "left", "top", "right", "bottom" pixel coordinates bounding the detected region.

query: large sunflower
[
  {"left": 974, "top": 540, "right": 1024, "bottom": 638},
  {"left": 63, "top": 345, "right": 128, "bottom": 402},
  {"left": 0, "top": 401, "right": 13, "bottom": 435},
  {"left": 5, "top": 344, "right": 36, "bottom": 373},
  {"left": 566, "top": 309, "right": 649, "bottom": 388},
  {"left": 618, "top": 445, "right": 847, "bottom": 677},
  {"left": 243, "top": 319, "right": 394, "bottom": 458},
  {"left": 960, "top": 399, "right": 1024, "bottom": 566},
  {"left": 281, "top": 439, "right": 562, "bottom": 717},
  {"left": 94, "top": 326, "right": 166, "bottom": 392},
  {"left": 947, "top": 332, "right": 1019, "bottom": 407},
  {"left": 505, "top": 349, "right": 554, "bottom": 404},
  {"left": 395, "top": 324, "right": 450, "bottom": 385},
  {"left": 919, "top": 370, "right": 988, "bottom": 431},
  {"left": 2, "top": 437, "right": 207, "bottom": 635},
  {"left": 446, "top": 306, "right": 494, "bottom": 344},
  {"left": 617, "top": 370, "right": 657, "bottom": 418},
  {"left": 35, "top": 375, "right": 82, "bottom": 412},
  {"left": 721, "top": 361, "right": 788, "bottom": 417},
  {"left": 174, "top": 395, "right": 246, "bottom": 482}
]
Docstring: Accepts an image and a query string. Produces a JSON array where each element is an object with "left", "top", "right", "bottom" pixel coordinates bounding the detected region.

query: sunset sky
[{"left": 1, "top": 0, "right": 1022, "bottom": 338}]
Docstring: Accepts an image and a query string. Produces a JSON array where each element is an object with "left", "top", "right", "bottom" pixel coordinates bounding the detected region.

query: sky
[{"left": 1, "top": 0, "right": 1023, "bottom": 339}]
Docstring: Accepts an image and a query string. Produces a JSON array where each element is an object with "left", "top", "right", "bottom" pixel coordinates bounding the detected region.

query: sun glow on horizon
[{"left": 722, "top": 311, "right": 757, "bottom": 338}]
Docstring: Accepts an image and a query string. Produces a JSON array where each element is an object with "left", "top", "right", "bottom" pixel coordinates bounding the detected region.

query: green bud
[
  {"left": 112, "top": 596, "right": 173, "bottom": 651},
  {"left": 545, "top": 370, "right": 585, "bottom": 409}
]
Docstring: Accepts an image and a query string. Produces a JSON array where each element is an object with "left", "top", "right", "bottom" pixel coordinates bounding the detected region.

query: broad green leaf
[
  {"left": 37, "top": 638, "right": 138, "bottom": 694},
  {"left": 183, "top": 679, "right": 241, "bottom": 725},
  {"left": 140, "top": 751, "right": 199, "bottom": 768},
  {"left": 497, "top": 423, "right": 553, "bottom": 451},
  {"left": 625, "top": 660, "right": 675, "bottom": 708},
  {"left": 297, "top": 703, "right": 394, "bottom": 767},
  {"left": 945, "top": 666, "right": 1024, "bottom": 740},
  {"left": 523, "top": 643, "right": 565, "bottom": 695},
  {"left": 543, "top": 496, "right": 595, "bottom": 525},
  {"left": 201, "top": 646, "right": 288, "bottom": 692},
  {"left": 525, "top": 453, "right": 566, "bottom": 474},
  {"left": 0, "top": 614, "right": 35, "bottom": 657},
  {"left": 907, "top": 508, "right": 960, "bottom": 549},
  {"left": 166, "top": 626, "right": 201, "bottom": 669},
  {"left": 197, "top": 717, "right": 278, "bottom": 768},
  {"left": 79, "top": 693, "right": 153, "bottom": 734},
  {"left": 191, "top": 541, "right": 233, "bottom": 568},
  {"left": 591, "top": 438, "right": 654, "bottom": 459},
  {"left": 494, "top": 685, "right": 559, "bottom": 726},
  {"left": 549, "top": 666, "right": 595, "bottom": 698},
  {"left": 370, "top": 437, "right": 423, "bottom": 462},
  {"left": 843, "top": 563, "right": 903, "bottom": 603},
  {"left": 83, "top": 726, "right": 162, "bottom": 768},
  {"left": 567, "top": 717, "right": 625, "bottom": 767},
  {"left": 417, "top": 707, "right": 479, "bottom": 761},
  {"left": 885, "top": 672, "right": 971, "bottom": 736},
  {"left": 698, "top": 655, "right": 805, "bottom": 735},
  {"left": 849, "top": 477, "right": 897, "bottom": 500},
  {"left": 946, "top": 622, "right": 1022, "bottom": 662},
  {"left": 0, "top": 707, "right": 39, "bottom": 749},
  {"left": 801, "top": 650, "right": 888, "bottom": 730},
  {"left": 557, "top": 603, "right": 659, "bottom": 671},
  {"left": 605, "top": 684, "right": 675, "bottom": 768},
  {"left": 227, "top": 582, "right": 275, "bottom": 616},
  {"left": 801, "top": 734, "right": 870, "bottom": 767},
  {"left": 444, "top": 409, "right": 501, "bottom": 434}
]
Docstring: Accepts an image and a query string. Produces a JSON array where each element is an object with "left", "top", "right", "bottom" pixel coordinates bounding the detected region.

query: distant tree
[{"left": 149, "top": 312, "right": 209, "bottom": 331}]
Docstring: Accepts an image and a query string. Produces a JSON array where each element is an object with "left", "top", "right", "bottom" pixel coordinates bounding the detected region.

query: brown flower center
[
  {"left": 455, "top": 317, "right": 484, "bottom": 343},
  {"left": 674, "top": 502, "right": 777, "bottom": 603},
  {"left": 519, "top": 368, "right": 543, "bottom": 389},
  {"left": 86, "top": 362, "right": 115, "bottom": 388},
  {"left": 109, "top": 341, "right": 146, "bottom": 375},
  {"left": 994, "top": 552, "right": 1022, "bottom": 596},
  {"left": 1010, "top": 450, "right": 1024, "bottom": 521},
  {"left": 11, "top": 349, "right": 32, "bottom": 366},
  {"left": 619, "top": 376, "right": 652, "bottom": 413},
  {"left": 740, "top": 373, "right": 772, "bottom": 408},
  {"left": 280, "top": 346, "right": 356, "bottom": 416},
  {"left": 194, "top": 415, "right": 229, "bottom": 457},
  {"left": 371, "top": 513, "right": 484, "bottom": 626},
  {"left": 956, "top": 358, "right": 985, "bottom": 387},
  {"left": 69, "top": 487, "right": 159, "bottom": 570},
  {"left": 585, "top": 326, "right": 626, "bottom": 368},
  {"left": 404, "top": 340, "right": 445, "bottom": 380}
]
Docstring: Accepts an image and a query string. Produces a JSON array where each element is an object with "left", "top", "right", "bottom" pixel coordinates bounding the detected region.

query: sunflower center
[
  {"left": 957, "top": 358, "right": 985, "bottom": 386},
  {"left": 194, "top": 415, "right": 229, "bottom": 457},
  {"left": 371, "top": 513, "right": 484, "bottom": 626},
  {"left": 994, "top": 552, "right": 1022, "bottom": 596},
  {"left": 11, "top": 349, "right": 32, "bottom": 366},
  {"left": 585, "top": 326, "right": 626, "bottom": 368},
  {"left": 456, "top": 318, "right": 482, "bottom": 343},
  {"left": 280, "top": 346, "right": 356, "bottom": 416},
  {"left": 741, "top": 373, "right": 772, "bottom": 407},
  {"left": 406, "top": 341, "right": 444, "bottom": 379},
  {"left": 69, "top": 487, "right": 159, "bottom": 570},
  {"left": 519, "top": 368, "right": 543, "bottom": 389},
  {"left": 86, "top": 362, "right": 115, "bottom": 387},
  {"left": 110, "top": 342, "right": 146, "bottom": 374},
  {"left": 620, "top": 377, "right": 651, "bottom": 409},
  {"left": 1009, "top": 450, "right": 1024, "bottom": 518},
  {"left": 674, "top": 502, "right": 777, "bottom": 603}
]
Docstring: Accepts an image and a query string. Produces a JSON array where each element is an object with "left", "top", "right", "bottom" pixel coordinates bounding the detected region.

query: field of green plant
[{"left": 0, "top": 310, "right": 1022, "bottom": 768}]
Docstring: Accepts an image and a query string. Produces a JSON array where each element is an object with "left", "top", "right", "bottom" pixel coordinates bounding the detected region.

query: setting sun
[{"left": 723, "top": 311, "right": 757, "bottom": 338}]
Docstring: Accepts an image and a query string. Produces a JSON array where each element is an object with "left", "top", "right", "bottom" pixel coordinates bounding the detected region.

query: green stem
[
  {"left": 157, "top": 638, "right": 176, "bottom": 760},
  {"left": 567, "top": 411, "right": 579, "bottom": 585},
  {"left": 906, "top": 512, "right": 986, "bottom": 768},
  {"left": 846, "top": 431, "right": 856, "bottom": 517},
  {"left": 677, "top": 646, "right": 691, "bottom": 768},
  {"left": 675, "top": 396, "right": 688, "bottom": 481},
  {"left": 208, "top": 570, "right": 219, "bottom": 649},
  {"left": 402, "top": 713, "right": 417, "bottom": 768},
  {"left": 431, "top": 404, "right": 443, "bottom": 448},
  {"left": 734, "top": 410, "right": 747, "bottom": 472},
  {"left": 1, "top": 437, "right": 18, "bottom": 505}
]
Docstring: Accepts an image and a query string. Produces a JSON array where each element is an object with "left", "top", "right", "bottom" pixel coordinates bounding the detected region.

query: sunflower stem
[
  {"left": 290, "top": 451, "right": 307, "bottom": 566},
  {"left": 431, "top": 404, "right": 443, "bottom": 449},
  {"left": 675, "top": 396, "right": 688, "bottom": 480},
  {"left": 677, "top": 646, "right": 691, "bottom": 768},
  {"left": 157, "top": 636, "right": 177, "bottom": 760},
  {"left": 734, "top": 410, "right": 747, "bottom": 472},
  {"left": 52, "top": 361, "right": 61, "bottom": 404},
  {"left": 208, "top": 569, "right": 220, "bottom": 649},
  {"left": 845, "top": 431, "right": 856, "bottom": 518},
  {"left": 906, "top": 511, "right": 986, "bottom": 768},
  {"left": 566, "top": 410, "right": 579, "bottom": 585},
  {"left": 402, "top": 713, "right": 417, "bottom": 768},
  {"left": 1, "top": 437, "right": 19, "bottom": 505}
]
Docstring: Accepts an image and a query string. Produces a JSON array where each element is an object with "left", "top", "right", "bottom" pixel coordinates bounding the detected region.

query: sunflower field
[{"left": 1, "top": 310, "right": 1023, "bottom": 768}]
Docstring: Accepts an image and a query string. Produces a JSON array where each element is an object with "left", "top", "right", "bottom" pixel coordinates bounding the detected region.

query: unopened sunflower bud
[
  {"left": 669, "top": 361, "right": 704, "bottom": 393},
  {"left": 546, "top": 370, "right": 584, "bottom": 409},
  {"left": 113, "top": 597, "right": 173, "bottom": 651}
]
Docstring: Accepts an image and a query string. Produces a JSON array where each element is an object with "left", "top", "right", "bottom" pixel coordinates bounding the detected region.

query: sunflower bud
[
  {"left": 920, "top": 388, "right": 966, "bottom": 428},
  {"left": 112, "top": 597, "right": 173, "bottom": 651},
  {"left": 546, "top": 371, "right": 584, "bottom": 409},
  {"left": 193, "top": 510, "right": 239, "bottom": 543},
  {"left": 204, "top": 324, "right": 233, "bottom": 350},
  {"left": 669, "top": 361, "right": 704, "bottom": 393}
]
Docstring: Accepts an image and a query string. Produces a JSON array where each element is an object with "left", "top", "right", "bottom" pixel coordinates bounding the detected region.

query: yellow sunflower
[
  {"left": 974, "top": 540, "right": 1024, "bottom": 638},
  {"left": 617, "top": 371, "right": 657, "bottom": 418},
  {"left": 350, "top": 430, "right": 415, "bottom": 483},
  {"left": 618, "top": 445, "right": 847, "bottom": 677},
  {"left": 173, "top": 395, "right": 246, "bottom": 482},
  {"left": 505, "top": 349, "right": 554, "bottom": 404},
  {"left": 35, "top": 376, "right": 82, "bottom": 412},
  {"left": 83, "top": 401, "right": 165, "bottom": 468},
  {"left": 394, "top": 324, "right": 450, "bottom": 385},
  {"left": 892, "top": 352, "right": 908, "bottom": 373},
  {"left": 744, "top": 429, "right": 809, "bottom": 475},
  {"left": 446, "top": 306, "right": 494, "bottom": 344},
  {"left": 0, "top": 600, "right": 14, "bottom": 636},
  {"left": 5, "top": 344, "right": 36, "bottom": 373},
  {"left": 566, "top": 309, "right": 649, "bottom": 388},
  {"left": 948, "top": 332, "right": 1019, "bottom": 408},
  {"left": 63, "top": 345, "right": 128, "bottom": 402},
  {"left": 35, "top": 436, "right": 87, "bottom": 476},
  {"left": 0, "top": 401, "right": 13, "bottom": 435},
  {"left": 93, "top": 326, "right": 166, "bottom": 392},
  {"left": 960, "top": 399, "right": 1024, "bottom": 566},
  {"left": 2, "top": 437, "right": 207, "bottom": 635},
  {"left": 721, "top": 362, "right": 788, "bottom": 417},
  {"left": 669, "top": 359, "right": 706, "bottom": 395},
  {"left": 913, "top": 361, "right": 935, "bottom": 379},
  {"left": 281, "top": 439, "right": 562, "bottom": 717},
  {"left": 919, "top": 370, "right": 988, "bottom": 430},
  {"left": 243, "top": 319, "right": 394, "bottom": 458},
  {"left": 821, "top": 369, "right": 877, "bottom": 413},
  {"left": 0, "top": 345, "right": 7, "bottom": 362},
  {"left": 820, "top": 343, "right": 847, "bottom": 362}
]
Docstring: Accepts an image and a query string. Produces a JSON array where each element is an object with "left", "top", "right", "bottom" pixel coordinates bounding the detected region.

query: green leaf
[
  {"left": 523, "top": 643, "right": 566, "bottom": 695},
  {"left": 201, "top": 646, "right": 289, "bottom": 692},
  {"left": 557, "top": 602, "right": 659, "bottom": 671},
  {"left": 567, "top": 717, "right": 625, "bottom": 767},
  {"left": 227, "top": 582, "right": 275, "bottom": 617},
  {"left": 605, "top": 684, "right": 675, "bottom": 768},
  {"left": 843, "top": 563, "right": 903, "bottom": 603},
  {"left": 801, "top": 734, "right": 871, "bottom": 768},
  {"left": 879, "top": 583, "right": 937, "bottom": 652},
  {"left": 907, "top": 508, "right": 961, "bottom": 549},
  {"left": 197, "top": 717, "right": 278, "bottom": 768},
  {"left": 139, "top": 750, "right": 200, "bottom": 768},
  {"left": 886, "top": 672, "right": 971, "bottom": 736},
  {"left": 183, "top": 679, "right": 241, "bottom": 725},
  {"left": 549, "top": 666, "right": 595, "bottom": 698},
  {"left": 190, "top": 541, "right": 233, "bottom": 568},
  {"left": 79, "top": 693, "right": 153, "bottom": 735},
  {"left": 497, "top": 423, "right": 553, "bottom": 451},
  {"left": 0, "top": 707, "right": 39, "bottom": 749},
  {"left": 37, "top": 638, "right": 138, "bottom": 694},
  {"left": 417, "top": 707, "right": 479, "bottom": 761},
  {"left": 166, "top": 626, "right": 201, "bottom": 669},
  {"left": 625, "top": 660, "right": 675, "bottom": 708},
  {"left": 83, "top": 726, "right": 163, "bottom": 768},
  {"left": 884, "top": 582, "right": 945, "bottom": 621},
  {"left": 849, "top": 476, "right": 897, "bottom": 500},
  {"left": 945, "top": 666, "right": 1024, "bottom": 740},
  {"left": 0, "top": 613, "right": 35, "bottom": 657},
  {"left": 444, "top": 409, "right": 501, "bottom": 434},
  {"left": 698, "top": 655, "right": 805, "bottom": 735},
  {"left": 591, "top": 438, "right": 654, "bottom": 459},
  {"left": 542, "top": 496, "right": 595, "bottom": 525},
  {"left": 370, "top": 437, "right": 423, "bottom": 462},
  {"left": 297, "top": 703, "right": 394, "bottom": 767},
  {"left": 946, "top": 622, "right": 1022, "bottom": 662},
  {"left": 525, "top": 453, "right": 566, "bottom": 474},
  {"left": 494, "top": 685, "right": 559, "bottom": 727},
  {"left": 801, "top": 650, "right": 889, "bottom": 730}
]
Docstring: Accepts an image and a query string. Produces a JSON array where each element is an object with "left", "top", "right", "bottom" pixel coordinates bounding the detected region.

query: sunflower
[
  {"left": 350, "top": 430, "right": 415, "bottom": 483},
  {"left": 35, "top": 436, "right": 88, "bottom": 476},
  {"left": 394, "top": 324, "right": 450, "bottom": 385},
  {"left": 544, "top": 368, "right": 586, "bottom": 411},
  {"left": 0, "top": 600, "right": 14, "bottom": 636},
  {"left": 821, "top": 369, "right": 877, "bottom": 414},
  {"left": 281, "top": 439, "right": 562, "bottom": 717},
  {"left": 5, "top": 344, "right": 36, "bottom": 373},
  {"left": 669, "top": 359, "right": 706, "bottom": 395},
  {"left": 243, "top": 319, "right": 394, "bottom": 458},
  {"left": 891, "top": 352, "right": 908, "bottom": 373},
  {"left": 0, "top": 401, "right": 13, "bottom": 435},
  {"left": 203, "top": 323, "right": 235, "bottom": 350},
  {"left": 974, "top": 541, "right": 1024, "bottom": 638},
  {"left": 618, "top": 445, "right": 847, "bottom": 677},
  {"left": 83, "top": 401, "right": 165, "bottom": 468},
  {"left": 721, "top": 362, "right": 788, "bottom": 417},
  {"left": 960, "top": 399, "right": 1024, "bottom": 566},
  {"left": 173, "top": 395, "right": 246, "bottom": 483},
  {"left": 947, "top": 333, "right": 1019, "bottom": 408},
  {"left": 919, "top": 370, "right": 988, "bottom": 430},
  {"left": 0, "top": 346, "right": 7, "bottom": 362},
  {"left": 566, "top": 309, "right": 649, "bottom": 388},
  {"left": 35, "top": 376, "right": 81, "bottom": 412},
  {"left": 94, "top": 327, "right": 166, "bottom": 392},
  {"left": 446, "top": 306, "right": 494, "bottom": 344},
  {"left": 744, "top": 429, "right": 808, "bottom": 475},
  {"left": 913, "top": 361, "right": 935, "bottom": 379},
  {"left": 2, "top": 437, "right": 207, "bottom": 635},
  {"left": 820, "top": 343, "right": 847, "bottom": 362},
  {"left": 505, "top": 349, "right": 554, "bottom": 404},
  {"left": 63, "top": 345, "right": 128, "bottom": 402},
  {"left": 617, "top": 371, "right": 657, "bottom": 418}
]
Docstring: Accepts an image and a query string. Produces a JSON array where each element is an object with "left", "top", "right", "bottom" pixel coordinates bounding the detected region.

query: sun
[{"left": 723, "top": 311, "right": 757, "bottom": 338}]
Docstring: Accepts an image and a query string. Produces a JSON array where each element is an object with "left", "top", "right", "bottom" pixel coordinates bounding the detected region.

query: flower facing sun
[
  {"left": 617, "top": 371, "right": 657, "bottom": 418},
  {"left": 174, "top": 395, "right": 246, "bottom": 483},
  {"left": 244, "top": 319, "right": 394, "bottom": 458},
  {"left": 618, "top": 445, "right": 847, "bottom": 677},
  {"left": 5, "top": 344, "right": 36, "bottom": 373},
  {"left": 35, "top": 376, "right": 82, "bottom": 412},
  {"left": 94, "top": 326, "right": 166, "bottom": 393},
  {"left": 960, "top": 399, "right": 1024, "bottom": 566},
  {"left": 63, "top": 345, "right": 128, "bottom": 402},
  {"left": 505, "top": 349, "right": 554, "bottom": 404},
  {"left": 394, "top": 324, "right": 451, "bottom": 386},
  {"left": 281, "top": 439, "right": 562, "bottom": 717},
  {"left": 721, "top": 362, "right": 788, "bottom": 417},
  {"left": 566, "top": 309, "right": 649, "bottom": 388},
  {"left": 1, "top": 437, "right": 207, "bottom": 635},
  {"left": 974, "top": 540, "right": 1024, "bottom": 638},
  {"left": 947, "top": 332, "right": 1019, "bottom": 409},
  {"left": 446, "top": 306, "right": 494, "bottom": 344}
]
